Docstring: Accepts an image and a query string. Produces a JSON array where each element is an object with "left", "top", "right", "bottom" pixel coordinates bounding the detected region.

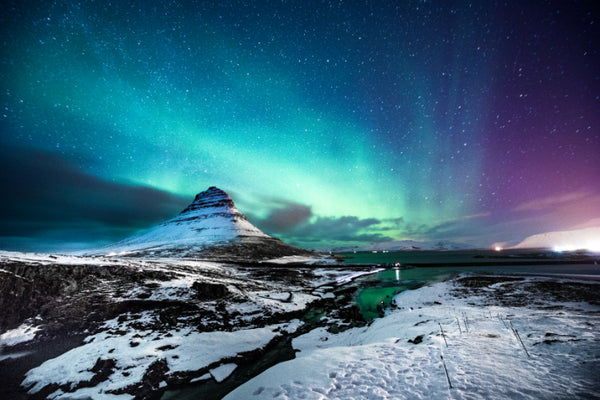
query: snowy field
[
  {"left": 2, "top": 249, "right": 598, "bottom": 400},
  {"left": 226, "top": 277, "right": 600, "bottom": 400},
  {"left": 22, "top": 319, "right": 302, "bottom": 400}
]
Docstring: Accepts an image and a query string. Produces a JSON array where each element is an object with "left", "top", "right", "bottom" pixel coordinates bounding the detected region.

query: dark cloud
[
  {"left": 245, "top": 198, "right": 394, "bottom": 248},
  {"left": 256, "top": 200, "right": 312, "bottom": 233},
  {"left": 269, "top": 214, "right": 393, "bottom": 245},
  {"left": 0, "top": 145, "right": 190, "bottom": 251}
]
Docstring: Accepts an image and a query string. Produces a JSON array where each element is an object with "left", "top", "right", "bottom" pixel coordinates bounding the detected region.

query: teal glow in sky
[{"left": 1, "top": 1, "right": 599, "bottom": 251}]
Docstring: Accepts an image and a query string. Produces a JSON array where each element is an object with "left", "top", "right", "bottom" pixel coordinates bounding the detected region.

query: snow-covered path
[{"left": 225, "top": 278, "right": 600, "bottom": 400}]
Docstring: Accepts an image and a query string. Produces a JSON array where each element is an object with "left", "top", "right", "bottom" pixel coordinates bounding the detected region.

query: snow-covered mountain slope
[
  {"left": 513, "top": 226, "right": 600, "bottom": 252},
  {"left": 86, "top": 186, "right": 309, "bottom": 260}
]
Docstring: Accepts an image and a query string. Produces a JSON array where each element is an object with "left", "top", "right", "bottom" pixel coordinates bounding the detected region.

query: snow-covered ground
[
  {"left": 0, "top": 250, "right": 117, "bottom": 266},
  {"left": 3, "top": 249, "right": 598, "bottom": 400},
  {"left": 335, "top": 268, "right": 385, "bottom": 285},
  {"left": 265, "top": 255, "right": 342, "bottom": 265},
  {"left": 0, "top": 323, "right": 41, "bottom": 362},
  {"left": 225, "top": 277, "right": 600, "bottom": 400},
  {"left": 22, "top": 317, "right": 303, "bottom": 400}
]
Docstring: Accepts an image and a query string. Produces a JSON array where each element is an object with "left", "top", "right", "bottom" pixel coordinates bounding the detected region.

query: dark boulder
[{"left": 408, "top": 335, "right": 424, "bottom": 344}]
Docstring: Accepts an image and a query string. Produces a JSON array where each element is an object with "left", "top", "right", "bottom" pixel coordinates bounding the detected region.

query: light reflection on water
[{"left": 352, "top": 260, "right": 600, "bottom": 321}]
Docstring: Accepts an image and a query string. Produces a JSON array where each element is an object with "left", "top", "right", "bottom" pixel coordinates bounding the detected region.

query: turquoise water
[
  {"left": 352, "top": 267, "right": 454, "bottom": 320},
  {"left": 346, "top": 252, "right": 600, "bottom": 321}
]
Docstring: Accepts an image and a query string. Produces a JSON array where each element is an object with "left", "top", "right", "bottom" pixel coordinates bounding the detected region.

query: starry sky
[{"left": 1, "top": 0, "right": 599, "bottom": 252}]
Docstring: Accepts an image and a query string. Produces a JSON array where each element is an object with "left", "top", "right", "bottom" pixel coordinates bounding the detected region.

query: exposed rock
[
  {"left": 88, "top": 358, "right": 117, "bottom": 386},
  {"left": 0, "top": 261, "right": 175, "bottom": 333},
  {"left": 408, "top": 335, "right": 424, "bottom": 344},
  {"left": 192, "top": 281, "right": 229, "bottom": 300},
  {"left": 337, "top": 305, "right": 365, "bottom": 323}
]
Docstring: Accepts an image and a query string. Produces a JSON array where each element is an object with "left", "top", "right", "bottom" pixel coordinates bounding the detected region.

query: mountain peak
[
  {"left": 87, "top": 186, "right": 309, "bottom": 260},
  {"left": 194, "top": 186, "right": 231, "bottom": 203},
  {"left": 180, "top": 186, "right": 236, "bottom": 215}
]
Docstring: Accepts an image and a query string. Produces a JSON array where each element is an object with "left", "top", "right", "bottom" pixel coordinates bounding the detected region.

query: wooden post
[
  {"left": 439, "top": 323, "right": 448, "bottom": 347},
  {"left": 440, "top": 355, "right": 453, "bottom": 389},
  {"left": 515, "top": 329, "right": 531, "bottom": 358},
  {"left": 509, "top": 321, "right": 530, "bottom": 357}
]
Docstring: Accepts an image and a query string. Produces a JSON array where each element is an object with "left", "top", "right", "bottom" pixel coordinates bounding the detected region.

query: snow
[
  {"left": 244, "top": 290, "right": 319, "bottom": 313},
  {"left": 265, "top": 255, "right": 341, "bottom": 265},
  {"left": 0, "top": 323, "right": 40, "bottom": 347},
  {"left": 86, "top": 194, "right": 270, "bottom": 256},
  {"left": 336, "top": 268, "right": 385, "bottom": 284},
  {"left": 225, "top": 278, "right": 600, "bottom": 400},
  {"left": 22, "top": 321, "right": 287, "bottom": 398},
  {"left": 7, "top": 246, "right": 598, "bottom": 399},
  {"left": 0, "top": 350, "right": 33, "bottom": 362},
  {"left": 0, "top": 250, "right": 116, "bottom": 266},
  {"left": 210, "top": 363, "right": 237, "bottom": 383},
  {"left": 189, "top": 373, "right": 211, "bottom": 383},
  {"left": 514, "top": 226, "right": 600, "bottom": 252}
]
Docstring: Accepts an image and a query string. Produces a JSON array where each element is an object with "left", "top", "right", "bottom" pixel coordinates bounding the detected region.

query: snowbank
[
  {"left": 22, "top": 319, "right": 298, "bottom": 399},
  {"left": 225, "top": 278, "right": 600, "bottom": 400},
  {"left": 265, "top": 255, "right": 341, "bottom": 265},
  {"left": 0, "top": 323, "right": 40, "bottom": 347}
]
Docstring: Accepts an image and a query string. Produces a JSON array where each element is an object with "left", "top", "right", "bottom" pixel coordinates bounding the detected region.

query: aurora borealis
[{"left": 1, "top": 1, "right": 599, "bottom": 251}]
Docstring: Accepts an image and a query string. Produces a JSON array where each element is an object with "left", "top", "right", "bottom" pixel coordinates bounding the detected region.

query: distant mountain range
[
  {"left": 326, "top": 239, "right": 472, "bottom": 253},
  {"left": 86, "top": 186, "right": 309, "bottom": 261}
]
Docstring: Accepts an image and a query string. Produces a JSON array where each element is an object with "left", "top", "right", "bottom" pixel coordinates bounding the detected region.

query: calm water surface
[{"left": 343, "top": 250, "right": 600, "bottom": 320}]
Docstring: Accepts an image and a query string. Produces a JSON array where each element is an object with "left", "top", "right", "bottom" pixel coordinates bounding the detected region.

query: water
[
  {"left": 353, "top": 267, "right": 456, "bottom": 320},
  {"left": 345, "top": 250, "right": 600, "bottom": 321},
  {"left": 338, "top": 249, "right": 599, "bottom": 266}
]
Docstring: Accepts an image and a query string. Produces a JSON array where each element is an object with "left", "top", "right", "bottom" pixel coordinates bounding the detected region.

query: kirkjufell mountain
[{"left": 87, "top": 186, "right": 309, "bottom": 260}]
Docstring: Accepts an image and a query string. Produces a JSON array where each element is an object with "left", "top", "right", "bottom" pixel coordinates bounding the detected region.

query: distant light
[
  {"left": 494, "top": 246, "right": 502, "bottom": 252},
  {"left": 552, "top": 240, "right": 600, "bottom": 253}
]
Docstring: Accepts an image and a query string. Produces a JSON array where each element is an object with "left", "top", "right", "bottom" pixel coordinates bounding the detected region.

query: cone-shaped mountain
[{"left": 87, "top": 186, "right": 309, "bottom": 260}]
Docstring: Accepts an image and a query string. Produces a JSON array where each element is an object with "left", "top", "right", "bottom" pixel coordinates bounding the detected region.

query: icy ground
[
  {"left": 22, "top": 320, "right": 301, "bottom": 400},
  {"left": 226, "top": 277, "right": 600, "bottom": 400},
  {"left": 2, "top": 250, "right": 599, "bottom": 399},
  {"left": 0, "top": 251, "right": 352, "bottom": 399}
]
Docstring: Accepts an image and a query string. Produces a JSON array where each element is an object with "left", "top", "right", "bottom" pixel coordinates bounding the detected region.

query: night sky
[{"left": 1, "top": 0, "right": 599, "bottom": 252}]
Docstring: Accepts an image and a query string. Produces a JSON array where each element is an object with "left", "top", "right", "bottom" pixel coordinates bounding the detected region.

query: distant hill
[{"left": 513, "top": 227, "right": 600, "bottom": 252}]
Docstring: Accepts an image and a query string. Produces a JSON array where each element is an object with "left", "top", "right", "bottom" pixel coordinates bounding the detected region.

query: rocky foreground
[
  {"left": 0, "top": 252, "right": 362, "bottom": 400},
  {"left": 1, "top": 251, "right": 599, "bottom": 400}
]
